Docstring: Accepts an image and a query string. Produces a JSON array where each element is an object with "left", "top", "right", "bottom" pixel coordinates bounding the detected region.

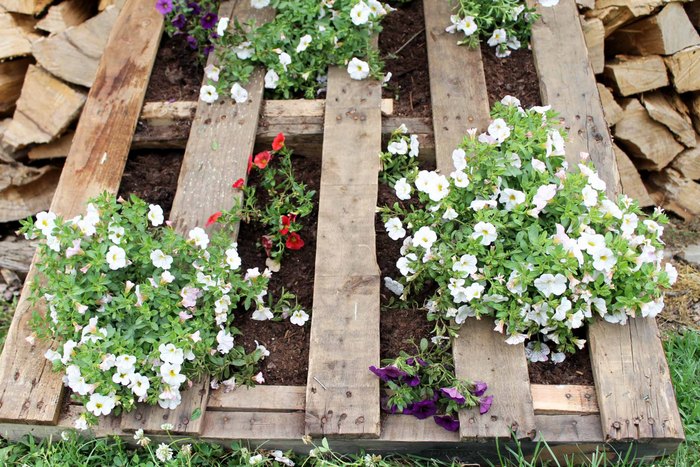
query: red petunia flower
[
  {"left": 232, "top": 178, "right": 245, "bottom": 189},
  {"left": 253, "top": 151, "right": 272, "bottom": 169},
  {"left": 279, "top": 215, "right": 292, "bottom": 235},
  {"left": 247, "top": 155, "right": 253, "bottom": 174},
  {"left": 206, "top": 211, "right": 222, "bottom": 227},
  {"left": 272, "top": 132, "right": 285, "bottom": 151},
  {"left": 285, "top": 232, "right": 304, "bottom": 250}
]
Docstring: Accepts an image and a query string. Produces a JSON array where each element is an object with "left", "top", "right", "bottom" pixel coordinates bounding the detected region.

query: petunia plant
[
  {"left": 379, "top": 124, "right": 421, "bottom": 185},
  {"left": 21, "top": 193, "right": 308, "bottom": 429},
  {"left": 156, "top": 0, "right": 220, "bottom": 57},
  {"left": 379, "top": 96, "right": 677, "bottom": 361}
]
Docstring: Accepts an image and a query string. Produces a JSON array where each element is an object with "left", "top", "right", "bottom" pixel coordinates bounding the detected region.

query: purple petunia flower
[
  {"left": 479, "top": 395, "right": 494, "bottom": 415},
  {"left": 171, "top": 14, "right": 187, "bottom": 30},
  {"left": 203, "top": 44, "right": 214, "bottom": 55},
  {"left": 440, "top": 387, "right": 466, "bottom": 405},
  {"left": 408, "top": 399, "right": 438, "bottom": 420},
  {"left": 186, "top": 35, "right": 198, "bottom": 49},
  {"left": 155, "top": 0, "right": 173, "bottom": 15},
  {"left": 433, "top": 415, "right": 460, "bottom": 432},
  {"left": 472, "top": 381, "right": 488, "bottom": 397},
  {"left": 369, "top": 365, "right": 407, "bottom": 382},
  {"left": 187, "top": 1, "right": 201, "bottom": 14},
  {"left": 200, "top": 11, "right": 218, "bottom": 30},
  {"left": 406, "top": 357, "right": 427, "bottom": 367},
  {"left": 400, "top": 374, "right": 420, "bottom": 387}
]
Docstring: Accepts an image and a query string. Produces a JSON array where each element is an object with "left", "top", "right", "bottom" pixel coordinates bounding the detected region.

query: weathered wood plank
[
  {"left": 423, "top": 0, "right": 535, "bottom": 441},
  {"left": 120, "top": 0, "right": 269, "bottom": 436},
  {"left": 531, "top": 384, "right": 599, "bottom": 415},
  {"left": 0, "top": 0, "right": 163, "bottom": 424},
  {"left": 207, "top": 385, "right": 305, "bottom": 412},
  {"left": 305, "top": 66, "right": 382, "bottom": 438},
  {"left": 581, "top": 17, "right": 605, "bottom": 74},
  {"left": 530, "top": 0, "right": 619, "bottom": 196},
  {"left": 589, "top": 318, "right": 684, "bottom": 442}
]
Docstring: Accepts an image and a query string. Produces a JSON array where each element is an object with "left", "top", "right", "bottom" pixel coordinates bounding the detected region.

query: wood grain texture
[
  {"left": 423, "top": 0, "right": 535, "bottom": 442},
  {"left": 305, "top": 66, "right": 382, "bottom": 438},
  {"left": 0, "top": 0, "right": 163, "bottom": 425},
  {"left": 121, "top": 0, "right": 270, "bottom": 436},
  {"left": 0, "top": 0, "right": 51, "bottom": 14},
  {"left": 530, "top": 0, "right": 619, "bottom": 197},
  {"left": 423, "top": 0, "right": 489, "bottom": 172},
  {"left": 531, "top": 384, "right": 599, "bottom": 415},
  {"left": 613, "top": 144, "right": 654, "bottom": 207},
  {"left": 589, "top": 318, "right": 684, "bottom": 442},
  {"left": 0, "top": 58, "right": 31, "bottom": 115},
  {"left": 604, "top": 55, "right": 669, "bottom": 97},
  {"left": 642, "top": 91, "right": 695, "bottom": 148},
  {"left": 665, "top": 46, "right": 700, "bottom": 94},
  {"left": 0, "top": 239, "right": 35, "bottom": 273},
  {"left": 208, "top": 385, "right": 305, "bottom": 412},
  {"left": 35, "top": 0, "right": 94, "bottom": 35},
  {"left": 596, "top": 84, "right": 623, "bottom": 127}
]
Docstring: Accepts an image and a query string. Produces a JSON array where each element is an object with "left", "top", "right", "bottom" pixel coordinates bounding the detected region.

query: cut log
[
  {"left": 647, "top": 168, "right": 700, "bottom": 219},
  {"left": 613, "top": 143, "right": 654, "bottom": 206},
  {"left": 35, "top": 0, "right": 95, "bottom": 35},
  {"left": 0, "top": 27, "right": 32, "bottom": 61},
  {"left": 576, "top": 0, "right": 595, "bottom": 9},
  {"left": 689, "top": 92, "right": 700, "bottom": 133},
  {"left": 32, "top": 6, "right": 120, "bottom": 88},
  {"left": 0, "top": 58, "right": 32, "bottom": 115},
  {"left": 0, "top": 239, "right": 35, "bottom": 274},
  {"left": 665, "top": 45, "right": 700, "bottom": 93},
  {"left": 27, "top": 131, "right": 74, "bottom": 160},
  {"left": 604, "top": 55, "right": 669, "bottom": 96},
  {"left": 614, "top": 98, "right": 684, "bottom": 170},
  {"left": 594, "top": 0, "right": 664, "bottom": 17},
  {"left": 581, "top": 18, "right": 605, "bottom": 74},
  {"left": 641, "top": 91, "right": 695, "bottom": 147},
  {"left": 2, "top": 65, "right": 87, "bottom": 150},
  {"left": 0, "top": 166, "right": 60, "bottom": 223},
  {"left": 585, "top": 5, "right": 636, "bottom": 37},
  {"left": 597, "top": 83, "right": 623, "bottom": 126},
  {"left": 98, "top": 0, "right": 125, "bottom": 10},
  {"left": 0, "top": 161, "right": 54, "bottom": 191},
  {"left": 0, "top": 0, "right": 51, "bottom": 15},
  {"left": 671, "top": 135, "right": 700, "bottom": 180},
  {"left": 607, "top": 3, "right": 700, "bottom": 56}
]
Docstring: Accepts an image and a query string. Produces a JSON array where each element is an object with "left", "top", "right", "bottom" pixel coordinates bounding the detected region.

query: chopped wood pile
[
  {"left": 0, "top": 0, "right": 122, "bottom": 223},
  {"left": 581, "top": 0, "right": 700, "bottom": 219}
]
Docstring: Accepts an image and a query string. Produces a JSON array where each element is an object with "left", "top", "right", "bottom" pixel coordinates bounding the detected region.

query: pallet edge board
[
  {"left": 0, "top": 0, "right": 164, "bottom": 425},
  {"left": 530, "top": 384, "right": 599, "bottom": 415}
]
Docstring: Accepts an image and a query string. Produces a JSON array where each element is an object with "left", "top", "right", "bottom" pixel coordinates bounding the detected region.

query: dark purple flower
[
  {"left": 472, "top": 381, "right": 488, "bottom": 397},
  {"left": 155, "top": 0, "right": 173, "bottom": 15},
  {"left": 203, "top": 43, "right": 214, "bottom": 55},
  {"left": 440, "top": 387, "right": 466, "bottom": 405},
  {"left": 401, "top": 374, "right": 421, "bottom": 387},
  {"left": 171, "top": 14, "right": 187, "bottom": 30},
  {"left": 479, "top": 395, "right": 494, "bottom": 415},
  {"left": 369, "top": 365, "right": 406, "bottom": 382},
  {"left": 406, "top": 357, "right": 427, "bottom": 367},
  {"left": 186, "top": 35, "right": 198, "bottom": 49},
  {"left": 187, "top": 1, "right": 201, "bottom": 14},
  {"left": 433, "top": 415, "right": 460, "bottom": 432},
  {"left": 408, "top": 399, "right": 438, "bottom": 420},
  {"left": 200, "top": 11, "right": 218, "bottom": 30}
]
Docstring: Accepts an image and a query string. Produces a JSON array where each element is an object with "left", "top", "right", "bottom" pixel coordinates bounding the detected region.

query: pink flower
[
  {"left": 180, "top": 287, "right": 201, "bottom": 308},
  {"left": 272, "top": 133, "right": 285, "bottom": 151},
  {"left": 65, "top": 239, "right": 82, "bottom": 258}
]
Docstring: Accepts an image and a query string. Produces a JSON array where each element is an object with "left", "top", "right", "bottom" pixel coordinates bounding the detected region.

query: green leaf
[{"left": 191, "top": 407, "right": 202, "bottom": 421}]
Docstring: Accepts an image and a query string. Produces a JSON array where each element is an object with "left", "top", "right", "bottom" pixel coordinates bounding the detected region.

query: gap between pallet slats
[
  {"left": 0, "top": 0, "right": 163, "bottom": 425},
  {"left": 119, "top": 0, "right": 273, "bottom": 435},
  {"left": 423, "top": 0, "right": 536, "bottom": 441},
  {"left": 529, "top": 0, "right": 683, "bottom": 445}
]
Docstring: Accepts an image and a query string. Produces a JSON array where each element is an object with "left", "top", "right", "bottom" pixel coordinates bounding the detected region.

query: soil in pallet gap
[
  {"left": 235, "top": 153, "right": 320, "bottom": 385},
  {"left": 480, "top": 43, "right": 541, "bottom": 110},
  {"left": 528, "top": 343, "right": 595, "bottom": 385},
  {"left": 380, "top": 0, "right": 432, "bottom": 119},
  {"left": 145, "top": 34, "right": 205, "bottom": 103}
]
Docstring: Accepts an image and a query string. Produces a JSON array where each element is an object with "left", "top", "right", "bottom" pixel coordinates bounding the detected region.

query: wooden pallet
[{"left": 0, "top": 0, "right": 683, "bottom": 462}]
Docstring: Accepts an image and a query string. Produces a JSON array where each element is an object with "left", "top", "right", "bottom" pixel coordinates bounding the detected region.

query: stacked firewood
[
  {"left": 0, "top": 0, "right": 122, "bottom": 223},
  {"left": 579, "top": 0, "right": 700, "bottom": 219}
]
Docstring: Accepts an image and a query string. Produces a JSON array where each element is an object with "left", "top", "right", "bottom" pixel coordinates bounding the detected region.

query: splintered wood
[
  {"left": 0, "top": 0, "right": 163, "bottom": 425},
  {"left": 305, "top": 66, "right": 382, "bottom": 438}
]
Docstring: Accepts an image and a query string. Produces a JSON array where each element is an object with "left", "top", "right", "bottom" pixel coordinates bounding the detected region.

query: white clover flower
[
  {"left": 249, "top": 453, "right": 265, "bottom": 465},
  {"left": 384, "top": 277, "right": 404, "bottom": 296},
  {"left": 499, "top": 188, "right": 526, "bottom": 211},
  {"left": 251, "top": 0, "right": 270, "bottom": 8},
  {"left": 231, "top": 83, "right": 249, "bottom": 104},
  {"left": 471, "top": 222, "right": 497, "bottom": 246},
  {"left": 347, "top": 57, "right": 370, "bottom": 80},
  {"left": 199, "top": 84, "right": 219, "bottom": 103},
  {"left": 388, "top": 138, "right": 408, "bottom": 155},
  {"left": 216, "top": 17, "right": 230, "bottom": 36},
  {"left": 156, "top": 443, "right": 174, "bottom": 463},
  {"left": 394, "top": 178, "right": 412, "bottom": 200},
  {"left": 487, "top": 118, "right": 510, "bottom": 143},
  {"left": 409, "top": 135, "right": 420, "bottom": 157},
  {"left": 384, "top": 217, "right": 406, "bottom": 241},
  {"left": 204, "top": 64, "right": 220, "bottom": 82},
  {"left": 134, "top": 428, "right": 151, "bottom": 447},
  {"left": 413, "top": 226, "right": 437, "bottom": 249},
  {"left": 290, "top": 309, "right": 309, "bottom": 326},
  {"left": 106, "top": 245, "right": 127, "bottom": 270},
  {"left": 148, "top": 204, "right": 164, "bottom": 226},
  {"left": 296, "top": 34, "right": 312, "bottom": 53},
  {"left": 350, "top": 1, "right": 371, "bottom": 25},
  {"left": 252, "top": 307, "right": 274, "bottom": 321},
  {"left": 525, "top": 341, "right": 550, "bottom": 363},
  {"left": 86, "top": 393, "right": 116, "bottom": 416},
  {"left": 487, "top": 28, "right": 508, "bottom": 47},
  {"left": 188, "top": 227, "right": 209, "bottom": 249},
  {"left": 264, "top": 69, "right": 280, "bottom": 89},
  {"left": 534, "top": 273, "right": 567, "bottom": 297},
  {"left": 234, "top": 41, "right": 255, "bottom": 59}
]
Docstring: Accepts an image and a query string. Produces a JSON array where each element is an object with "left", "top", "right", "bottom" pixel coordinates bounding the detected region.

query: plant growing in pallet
[
  {"left": 156, "top": 0, "right": 220, "bottom": 57},
  {"left": 20, "top": 192, "right": 307, "bottom": 429},
  {"left": 378, "top": 98, "right": 677, "bottom": 361}
]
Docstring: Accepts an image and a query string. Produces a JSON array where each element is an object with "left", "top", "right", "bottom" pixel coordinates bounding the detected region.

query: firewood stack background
[
  {"left": 0, "top": 0, "right": 122, "bottom": 225},
  {"left": 580, "top": 0, "right": 700, "bottom": 219}
]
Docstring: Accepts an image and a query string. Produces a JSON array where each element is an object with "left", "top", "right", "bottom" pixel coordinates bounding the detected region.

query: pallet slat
[
  {"left": 0, "top": 0, "right": 163, "bottom": 425},
  {"left": 423, "top": 0, "right": 536, "bottom": 441},
  {"left": 119, "top": 0, "right": 272, "bottom": 436},
  {"left": 207, "top": 385, "right": 305, "bottom": 412},
  {"left": 531, "top": 384, "right": 599, "bottom": 415},
  {"left": 304, "top": 66, "right": 382, "bottom": 438},
  {"left": 530, "top": 0, "right": 683, "bottom": 445}
]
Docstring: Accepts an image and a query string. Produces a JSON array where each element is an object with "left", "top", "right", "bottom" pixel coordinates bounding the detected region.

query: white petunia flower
[
  {"left": 86, "top": 393, "right": 116, "bottom": 416},
  {"left": 290, "top": 309, "right": 309, "bottom": 326},
  {"left": 204, "top": 64, "right": 220, "bottom": 82},
  {"left": 539, "top": 0, "right": 560, "bottom": 6},
  {"left": 640, "top": 297, "right": 664, "bottom": 318},
  {"left": 621, "top": 213, "right": 638, "bottom": 237},
  {"left": 252, "top": 307, "right": 274, "bottom": 321},
  {"left": 451, "top": 170, "right": 470, "bottom": 188},
  {"left": 350, "top": 1, "right": 371, "bottom": 25},
  {"left": 225, "top": 247, "right": 241, "bottom": 270},
  {"left": 525, "top": 341, "right": 550, "bottom": 363},
  {"left": 130, "top": 373, "right": 150, "bottom": 398},
  {"left": 487, "top": 118, "right": 510, "bottom": 143},
  {"left": 347, "top": 57, "right": 370, "bottom": 80},
  {"left": 470, "top": 199, "right": 497, "bottom": 211},
  {"left": 264, "top": 69, "right": 279, "bottom": 89},
  {"left": 551, "top": 352, "right": 566, "bottom": 363},
  {"left": 665, "top": 262, "right": 678, "bottom": 285},
  {"left": 231, "top": 83, "right": 249, "bottom": 103},
  {"left": 188, "top": 227, "right": 209, "bottom": 249},
  {"left": 453, "top": 254, "right": 477, "bottom": 275},
  {"left": 499, "top": 188, "right": 526, "bottom": 211},
  {"left": 199, "top": 84, "right": 218, "bottom": 103},
  {"left": 409, "top": 135, "right": 420, "bottom": 157},
  {"left": 296, "top": 34, "right": 312, "bottom": 53},
  {"left": 367, "top": 0, "right": 386, "bottom": 16},
  {"left": 159, "top": 343, "right": 184, "bottom": 365},
  {"left": 216, "top": 17, "right": 229, "bottom": 36},
  {"left": 148, "top": 204, "right": 164, "bottom": 226},
  {"left": 108, "top": 224, "right": 125, "bottom": 244},
  {"left": 545, "top": 130, "right": 566, "bottom": 157},
  {"left": 106, "top": 245, "right": 126, "bottom": 270},
  {"left": 471, "top": 222, "right": 497, "bottom": 246},
  {"left": 426, "top": 174, "right": 450, "bottom": 202},
  {"left": 442, "top": 207, "right": 458, "bottom": 220},
  {"left": 384, "top": 277, "right": 404, "bottom": 296},
  {"left": 592, "top": 247, "right": 616, "bottom": 272},
  {"left": 531, "top": 159, "right": 546, "bottom": 173},
  {"left": 452, "top": 148, "right": 467, "bottom": 171},
  {"left": 487, "top": 28, "right": 507, "bottom": 47},
  {"left": 577, "top": 230, "right": 606, "bottom": 254},
  {"left": 396, "top": 253, "right": 417, "bottom": 277},
  {"left": 582, "top": 185, "right": 598, "bottom": 208},
  {"left": 534, "top": 273, "right": 567, "bottom": 297},
  {"left": 384, "top": 217, "right": 406, "bottom": 241},
  {"left": 150, "top": 249, "right": 173, "bottom": 270},
  {"left": 395, "top": 178, "right": 412, "bottom": 200},
  {"left": 251, "top": 0, "right": 270, "bottom": 8},
  {"left": 278, "top": 51, "right": 291, "bottom": 71},
  {"left": 234, "top": 41, "right": 254, "bottom": 60},
  {"left": 35, "top": 211, "right": 57, "bottom": 236},
  {"left": 413, "top": 226, "right": 437, "bottom": 249},
  {"left": 388, "top": 139, "right": 408, "bottom": 155}
]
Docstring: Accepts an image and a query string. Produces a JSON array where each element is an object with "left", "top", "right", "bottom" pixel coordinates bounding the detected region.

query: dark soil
[
  {"left": 480, "top": 44, "right": 541, "bottom": 109},
  {"left": 528, "top": 342, "right": 595, "bottom": 385},
  {"left": 380, "top": 0, "right": 432, "bottom": 118},
  {"left": 235, "top": 153, "right": 321, "bottom": 385},
  {"left": 145, "top": 34, "right": 204, "bottom": 102}
]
